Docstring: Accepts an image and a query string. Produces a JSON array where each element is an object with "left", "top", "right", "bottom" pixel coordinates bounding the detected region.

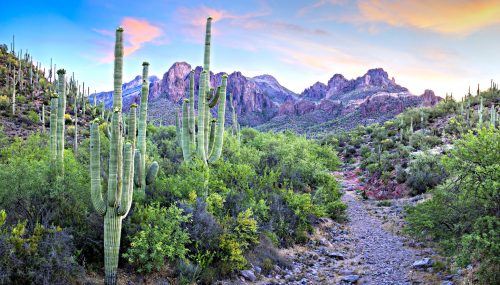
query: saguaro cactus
[
  {"left": 90, "top": 27, "right": 136, "bottom": 285},
  {"left": 134, "top": 62, "right": 158, "bottom": 193},
  {"left": 478, "top": 97, "right": 483, "bottom": 128},
  {"left": 179, "top": 17, "right": 228, "bottom": 165},
  {"left": 490, "top": 104, "right": 496, "bottom": 128},
  {"left": 50, "top": 91, "right": 59, "bottom": 162},
  {"left": 56, "top": 69, "right": 67, "bottom": 169}
]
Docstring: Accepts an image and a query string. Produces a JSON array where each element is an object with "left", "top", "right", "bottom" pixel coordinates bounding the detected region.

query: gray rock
[
  {"left": 328, "top": 251, "right": 346, "bottom": 260},
  {"left": 254, "top": 266, "right": 262, "bottom": 274},
  {"left": 412, "top": 258, "right": 433, "bottom": 269},
  {"left": 240, "top": 270, "right": 257, "bottom": 282},
  {"left": 440, "top": 281, "right": 454, "bottom": 285},
  {"left": 342, "top": 275, "right": 360, "bottom": 283}
]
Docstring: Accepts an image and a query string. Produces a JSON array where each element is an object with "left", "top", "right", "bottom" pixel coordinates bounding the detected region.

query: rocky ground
[{"left": 229, "top": 163, "right": 462, "bottom": 285}]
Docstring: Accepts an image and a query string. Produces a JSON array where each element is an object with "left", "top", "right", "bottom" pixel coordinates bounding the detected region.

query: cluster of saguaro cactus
[
  {"left": 134, "top": 62, "right": 158, "bottom": 193},
  {"left": 179, "top": 17, "right": 228, "bottom": 165},
  {"left": 90, "top": 28, "right": 136, "bottom": 285}
]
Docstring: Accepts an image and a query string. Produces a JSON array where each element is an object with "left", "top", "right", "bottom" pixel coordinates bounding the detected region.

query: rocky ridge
[{"left": 94, "top": 63, "right": 441, "bottom": 134}]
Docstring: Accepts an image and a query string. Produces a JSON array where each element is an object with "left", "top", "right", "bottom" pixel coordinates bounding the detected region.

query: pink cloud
[{"left": 95, "top": 17, "right": 164, "bottom": 63}]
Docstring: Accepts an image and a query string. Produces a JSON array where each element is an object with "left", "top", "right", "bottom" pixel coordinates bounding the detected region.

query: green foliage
[
  {"left": 26, "top": 110, "right": 39, "bottom": 124},
  {"left": 406, "top": 152, "right": 447, "bottom": 195},
  {"left": 0, "top": 95, "right": 9, "bottom": 109},
  {"left": 124, "top": 203, "right": 191, "bottom": 273},
  {"left": 0, "top": 210, "right": 83, "bottom": 284},
  {"left": 405, "top": 128, "right": 499, "bottom": 284}
]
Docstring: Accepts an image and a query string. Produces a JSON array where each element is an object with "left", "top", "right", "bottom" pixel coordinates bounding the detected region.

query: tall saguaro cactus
[
  {"left": 90, "top": 27, "right": 136, "bottom": 285},
  {"left": 134, "top": 62, "right": 158, "bottom": 193},
  {"left": 56, "top": 69, "right": 67, "bottom": 169},
  {"left": 179, "top": 17, "right": 228, "bottom": 165},
  {"left": 50, "top": 92, "right": 59, "bottom": 162}
]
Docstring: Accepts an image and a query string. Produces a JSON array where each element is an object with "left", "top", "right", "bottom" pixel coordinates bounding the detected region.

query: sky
[{"left": 1, "top": 0, "right": 500, "bottom": 99}]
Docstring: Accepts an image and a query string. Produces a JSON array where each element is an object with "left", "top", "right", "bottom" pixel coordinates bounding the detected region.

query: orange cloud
[{"left": 357, "top": 0, "right": 500, "bottom": 35}]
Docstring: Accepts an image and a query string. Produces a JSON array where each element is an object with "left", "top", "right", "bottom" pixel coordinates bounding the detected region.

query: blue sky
[{"left": 1, "top": 0, "right": 500, "bottom": 98}]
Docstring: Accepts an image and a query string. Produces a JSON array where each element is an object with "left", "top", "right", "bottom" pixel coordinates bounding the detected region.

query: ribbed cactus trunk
[
  {"left": 491, "top": 104, "right": 496, "bottom": 128},
  {"left": 478, "top": 97, "right": 483, "bottom": 128},
  {"left": 41, "top": 104, "right": 45, "bottom": 132},
  {"left": 136, "top": 62, "right": 150, "bottom": 193},
  {"left": 56, "top": 69, "right": 66, "bottom": 170},
  {"left": 74, "top": 88, "right": 78, "bottom": 155},
  {"left": 90, "top": 28, "right": 136, "bottom": 285},
  {"left": 11, "top": 69, "right": 16, "bottom": 116},
  {"left": 50, "top": 94, "right": 58, "bottom": 162}
]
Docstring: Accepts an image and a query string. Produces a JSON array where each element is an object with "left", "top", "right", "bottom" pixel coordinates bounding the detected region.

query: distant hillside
[{"left": 94, "top": 63, "right": 441, "bottom": 136}]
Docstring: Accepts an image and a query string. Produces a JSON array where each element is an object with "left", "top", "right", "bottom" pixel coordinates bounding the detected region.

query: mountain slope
[{"left": 94, "top": 63, "right": 441, "bottom": 135}]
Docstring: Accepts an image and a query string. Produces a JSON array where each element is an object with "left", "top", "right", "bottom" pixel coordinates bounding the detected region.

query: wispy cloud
[
  {"left": 95, "top": 17, "right": 163, "bottom": 63},
  {"left": 298, "top": 0, "right": 347, "bottom": 16},
  {"left": 356, "top": 0, "right": 500, "bottom": 36}
]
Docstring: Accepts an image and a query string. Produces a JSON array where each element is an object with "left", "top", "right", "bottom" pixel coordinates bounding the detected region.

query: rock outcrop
[{"left": 94, "top": 64, "right": 441, "bottom": 134}]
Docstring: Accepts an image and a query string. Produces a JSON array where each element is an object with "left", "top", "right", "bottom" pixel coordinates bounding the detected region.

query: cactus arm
[
  {"left": 133, "top": 151, "right": 142, "bottom": 188},
  {"left": 128, "top": 104, "right": 137, "bottom": 145},
  {"left": 208, "top": 75, "right": 227, "bottom": 163},
  {"left": 181, "top": 99, "right": 192, "bottom": 161},
  {"left": 197, "top": 71, "right": 207, "bottom": 162},
  {"left": 208, "top": 86, "right": 220, "bottom": 108},
  {"left": 208, "top": 119, "right": 216, "bottom": 156},
  {"left": 117, "top": 143, "right": 133, "bottom": 216},
  {"left": 90, "top": 123, "right": 106, "bottom": 216},
  {"left": 176, "top": 109, "right": 182, "bottom": 146}
]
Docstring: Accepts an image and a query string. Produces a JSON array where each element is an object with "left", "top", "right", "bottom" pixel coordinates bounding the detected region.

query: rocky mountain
[{"left": 94, "top": 63, "right": 441, "bottom": 135}]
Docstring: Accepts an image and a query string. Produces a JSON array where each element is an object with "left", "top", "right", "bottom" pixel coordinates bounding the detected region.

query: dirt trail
[{"left": 251, "top": 166, "right": 444, "bottom": 285}]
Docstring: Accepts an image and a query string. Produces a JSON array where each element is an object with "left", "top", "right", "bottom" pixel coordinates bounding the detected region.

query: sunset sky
[{"left": 1, "top": 0, "right": 500, "bottom": 98}]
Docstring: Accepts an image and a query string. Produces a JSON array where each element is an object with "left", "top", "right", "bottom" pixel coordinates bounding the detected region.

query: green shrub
[
  {"left": 16, "top": 95, "right": 26, "bottom": 104},
  {"left": 406, "top": 152, "right": 446, "bottom": 195},
  {"left": 405, "top": 128, "right": 499, "bottom": 284},
  {"left": 0, "top": 95, "right": 9, "bottom": 109},
  {"left": 26, "top": 110, "right": 39, "bottom": 124},
  {"left": 0, "top": 210, "right": 83, "bottom": 284},
  {"left": 124, "top": 204, "right": 191, "bottom": 273}
]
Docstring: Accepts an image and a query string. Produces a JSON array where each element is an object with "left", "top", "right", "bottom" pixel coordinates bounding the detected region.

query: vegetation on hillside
[{"left": 328, "top": 86, "right": 499, "bottom": 284}]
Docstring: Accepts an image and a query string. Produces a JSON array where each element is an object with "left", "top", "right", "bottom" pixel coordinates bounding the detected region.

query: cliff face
[{"left": 94, "top": 63, "right": 441, "bottom": 133}]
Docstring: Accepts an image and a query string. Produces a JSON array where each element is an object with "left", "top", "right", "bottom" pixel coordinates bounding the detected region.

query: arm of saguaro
[
  {"left": 90, "top": 123, "right": 106, "bottom": 216},
  {"left": 208, "top": 75, "right": 227, "bottom": 164},
  {"left": 117, "top": 143, "right": 134, "bottom": 216}
]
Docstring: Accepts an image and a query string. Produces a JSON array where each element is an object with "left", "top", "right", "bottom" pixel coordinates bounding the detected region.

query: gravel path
[{"left": 342, "top": 190, "right": 418, "bottom": 284}]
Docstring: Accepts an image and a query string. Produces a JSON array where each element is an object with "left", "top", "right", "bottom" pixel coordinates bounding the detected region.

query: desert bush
[
  {"left": 405, "top": 128, "right": 499, "bottom": 284},
  {"left": 124, "top": 203, "right": 191, "bottom": 273},
  {"left": 0, "top": 95, "right": 9, "bottom": 109},
  {"left": 0, "top": 210, "right": 83, "bottom": 284},
  {"left": 406, "top": 152, "right": 446, "bottom": 195}
]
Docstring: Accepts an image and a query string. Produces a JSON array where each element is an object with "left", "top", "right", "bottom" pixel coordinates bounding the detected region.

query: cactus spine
[
  {"left": 179, "top": 17, "right": 228, "bottom": 166},
  {"left": 90, "top": 28, "right": 136, "bottom": 285},
  {"left": 56, "top": 69, "right": 67, "bottom": 168}
]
